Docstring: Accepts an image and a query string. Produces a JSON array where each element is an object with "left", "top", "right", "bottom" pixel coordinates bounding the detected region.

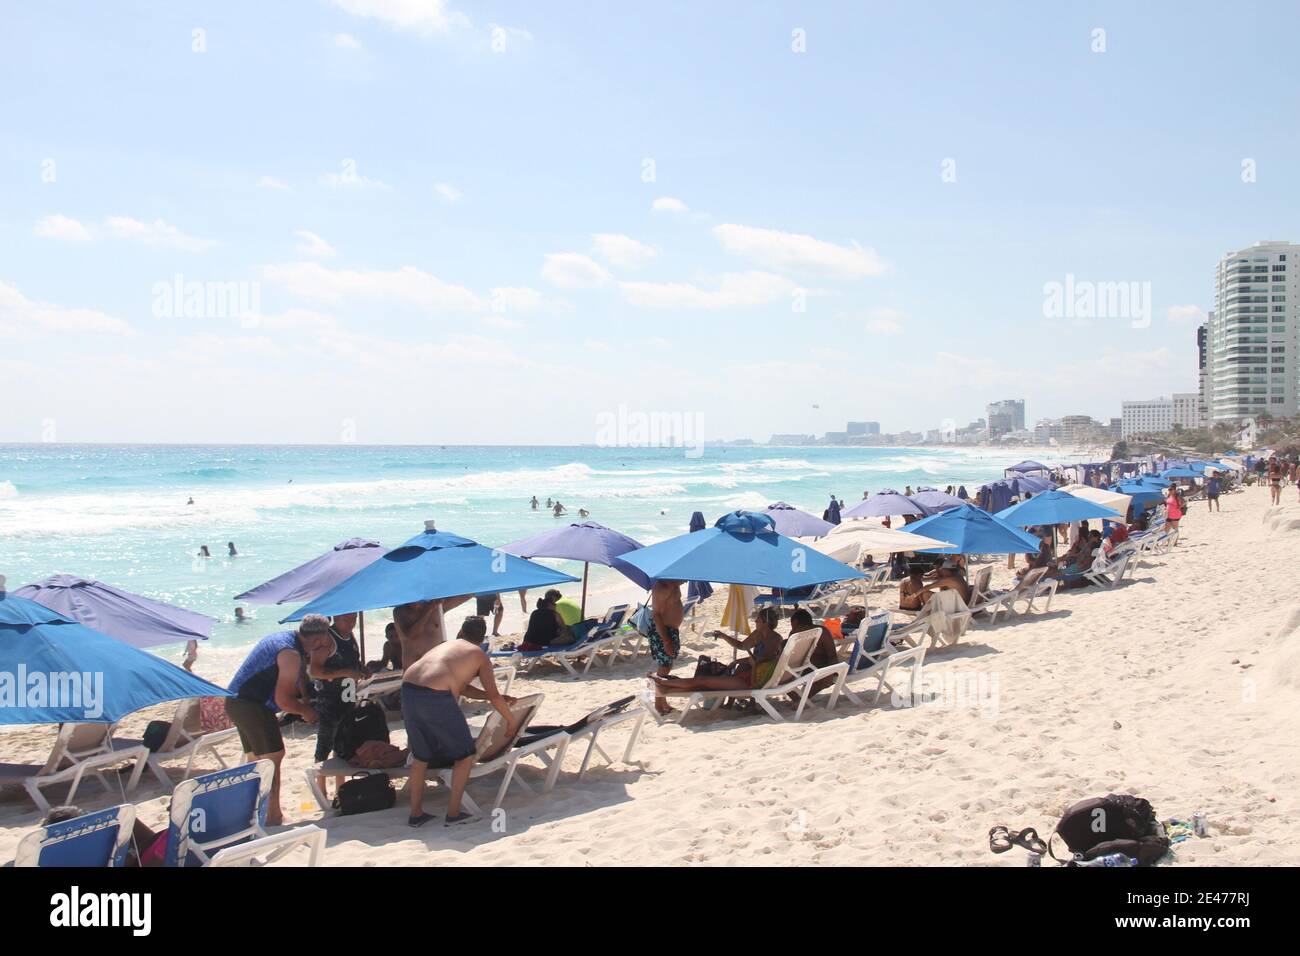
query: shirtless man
[
  {"left": 391, "top": 596, "right": 471, "bottom": 666},
  {"left": 401, "top": 623, "right": 519, "bottom": 827},
  {"left": 648, "top": 579, "right": 684, "bottom": 715}
]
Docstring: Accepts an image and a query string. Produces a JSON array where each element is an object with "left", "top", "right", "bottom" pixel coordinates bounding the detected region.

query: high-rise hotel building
[{"left": 1208, "top": 241, "right": 1298, "bottom": 423}]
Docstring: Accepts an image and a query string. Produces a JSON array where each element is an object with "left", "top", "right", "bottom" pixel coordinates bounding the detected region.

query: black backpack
[
  {"left": 332, "top": 701, "right": 389, "bottom": 760},
  {"left": 1050, "top": 793, "right": 1170, "bottom": 866},
  {"left": 332, "top": 772, "right": 396, "bottom": 815}
]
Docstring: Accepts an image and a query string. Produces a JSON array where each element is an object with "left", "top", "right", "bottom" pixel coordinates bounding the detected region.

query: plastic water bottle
[
  {"left": 1076, "top": 853, "right": 1138, "bottom": 867},
  {"left": 1027, "top": 851, "right": 1042, "bottom": 867}
]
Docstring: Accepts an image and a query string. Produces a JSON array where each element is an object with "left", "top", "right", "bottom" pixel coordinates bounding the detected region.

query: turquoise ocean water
[{"left": 0, "top": 443, "right": 1031, "bottom": 668}]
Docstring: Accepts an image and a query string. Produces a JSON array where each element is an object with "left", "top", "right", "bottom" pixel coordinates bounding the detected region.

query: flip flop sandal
[
  {"left": 989, "top": 825, "right": 1014, "bottom": 853},
  {"left": 1012, "top": 827, "right": 1048, "bottom": 854}
]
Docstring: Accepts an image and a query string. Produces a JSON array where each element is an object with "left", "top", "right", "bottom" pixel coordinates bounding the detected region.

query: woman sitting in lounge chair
[{"left": 647, "top": 607, "right": 784, "bottom": 695}]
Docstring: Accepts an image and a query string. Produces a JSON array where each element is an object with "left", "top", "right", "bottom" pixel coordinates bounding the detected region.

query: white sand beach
[{"left": 3, "top": 484, "right": 1298, "bottom": 866}]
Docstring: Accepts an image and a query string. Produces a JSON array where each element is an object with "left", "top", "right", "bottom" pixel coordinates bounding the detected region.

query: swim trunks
[
  {"left": 646, "top": 619, "right": 680, "bottom": 667},
  {"left": 400, "top": 684, "right": 477, "bottom": 768}
]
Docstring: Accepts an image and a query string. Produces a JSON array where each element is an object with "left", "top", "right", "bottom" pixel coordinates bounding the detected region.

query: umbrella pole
[
  {"left": 580, "top": 562, "right": 589, "bottom": 618},
  {"left": 359, "top": 611, "right": 366, "bottom": 664}
]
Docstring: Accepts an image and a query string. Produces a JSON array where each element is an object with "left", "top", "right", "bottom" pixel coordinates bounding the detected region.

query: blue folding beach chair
[
  {"left": 14, "top": 804, "right": 136, "bottom": 867},
  {"left": 162, "top": 760, "right": 325, "bottom": 867}
]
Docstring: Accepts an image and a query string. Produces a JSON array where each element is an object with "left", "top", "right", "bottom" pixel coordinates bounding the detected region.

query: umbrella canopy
[
  {"left": 14, "top": 574, "right": 214, "bottom": 650},
  {"left": 1057, "top": 483, "right": 1132, "bottom": 522},
  {"left": 234, "top": 538, "right": 388, "bottom": 606},
  {"left": 281, "top": 524, "right": 579, "bottom": 622},
  {"left": 1161, "top": 467, "right": 1201, "bottom": 480},
  {"left": 619, "top": 511, "right": 865, "bottom": 589},
  {"left": 1016, "top": 475, "right": 1057, "bottom": 493},
  {"left": 841, "top": 490, "right": 927, "bottom": 519},
  {"left": 806, "top": 520, "right": 954, "bottom": 559},
  {"left": 995, "top": 490, "right": 1121, "bottom": 527},
  {"left": 0, "top": 590, "right": 230, "bottom": 724},
  {"left": 500, "top": 522, "right": 652, "bottom": 590},
  {"left": 1136, "top": 474, "right": 1172, "bottom": 488},
  {"left": 762, "top": 502, "right": 834, "bottom": 538},
  {"left": 1006, "top": 460, "right": 1051, "bottom": 475},
  {"left": 911, "top": 489, "right": 965, "bottom": 512},
  {"left": 1113, "top": 483, "right": 1164, "bottom": 510},
  {"left": 905, "top": 504, "right": 1042, "bottom": 555}
]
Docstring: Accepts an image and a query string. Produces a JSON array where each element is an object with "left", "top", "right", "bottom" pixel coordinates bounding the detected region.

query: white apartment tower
[{"left": 1208, "top": 241, "right": 1299, "bottom": 423}]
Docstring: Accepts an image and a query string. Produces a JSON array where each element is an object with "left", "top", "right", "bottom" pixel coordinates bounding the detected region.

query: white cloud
[
  {"left": 261, "top": 261, "right": 486, "bottom": 312},
  {"left": 104, "top": 216, "right": 218, "bottom": 251},
  {"left": 859, "top": 307, "right": 904, "bottom": 334},
  {"left": 618, "top": 271, "right": 802, "bottom": 310},
  {"left": 583, "top": 339, "right": 611, "bottom": 352},
  {"left": 319, "top": 163, "right": 391, "bottom": 190},
  {"left": 1166, "top": 304, "right": 1207, "bottom": 325},
  {"left": 333, "top": 32, "right": 362, "bottom": 49},
  {"left": 329, "top": 0, "right": 471, "bottom": 35},
  {"left": 713, "top": 223, "right": 888, "bottom": 279},
  {"left": 592, "top": 233, "right": 658, "bottom": 269},
  {"left": 540, "top": 253, "right": 611, "bottom": 289},
  {"left": 33, "top": 214, "right": 215, "bottom": 250},
  {"left": 257, "top": 176, "right": 290, "bottom": 190},
  {"left": 481, "top": 313, "right": 525, "bottom": 330},
  {"left": 488, "top": 286, "right": 545, "bottom": 313},
  {"left": 294, "top": 230, "right": 338, "bottom": 258},
  {"left": 651, "top": 196, "right": 688, "bottom": 213},
  {"left": 434, "top": 182, "right": 462, "bottom": 203},
  {"left": 34, "top": 214, "right": 93, "bottom": 242},
  {"left": 0, "top": 281, "right": 133, "bottom": 339}
]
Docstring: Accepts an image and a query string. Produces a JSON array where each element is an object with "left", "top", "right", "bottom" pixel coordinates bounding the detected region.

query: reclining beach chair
[
  {"left": 651, "top": 630, "right": 825, "bottom": 725},
  {"left": 838, "top": 643, "right": 926, "bottom": 709},
  {"left": 436, "top": 693, "right": 570, "bottom": 814},
  {"left": 0, "top": 722, "right": 149, "bottom": 812},
  {"left": 965, "top": 565, "right": 1015, "bottom": 621},
  {"left": 926, "top": 589, "right": 974, "bottom": 647},
  {"left": 113, "top": 697, "right": 240, "bottom": 788},
  {"left": 163, "top": 760, "right": 325, "bottom": 867},
  {"left": 14, "top": 804, "right": 136, "bottom": 867},
  {"left": 1005, "top": 565, "right": 1058, "bottom": 614},
  {"left": 861, "top": 564, "right": 892, "bottom": 590},
  {"left": 519, "top": 696, "right": 647, "bottom": 780},
  {"left": 574, "top": 603, "right": 633, "bottom": 668},
  {"left": 1082, "top": 549, "right": 1133, "bottom": 588}
]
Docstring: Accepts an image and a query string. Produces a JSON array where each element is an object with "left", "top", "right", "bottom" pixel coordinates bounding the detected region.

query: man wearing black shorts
[{"left": 474, "top": 593, "right": 504, "bottom": 638}]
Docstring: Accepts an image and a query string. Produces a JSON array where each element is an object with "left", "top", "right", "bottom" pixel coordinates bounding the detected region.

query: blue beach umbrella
[
  {"left": 763, "top": 502, "right": 834, "bottom": 538},
  {"left": 234, "top": 538, "right": 387, "bottom": 606},
  {"left": 0, "top": 590, "right": 230, "bottom": 725},
  {"left": 1161, "top": 467, "right": 1201, "bottom": 480},
  {"left": 14, "top": 574, "right": 214, "bottom": 650},
  {"left": 501, "top": 521, "right": 652, "bottom": 614},
  {"left": 1113, "top": 483, "right": 1164, "bottom": 511},
  {"left": 911, "top": 489, "right": 965, "bottom": 512},
  {"left": 1136, "top": 474, "right": 1172, "bottom": 488},
  {"left": 281, "top": 523, "right": 579, "bottom": 622},
  {"left": 905, "top": 504, "right": 1042, "bottom": 555},
  {"left": 618, "top": 511, "right": 865, "bottom": 589},
  {"left": 841, "top": 490, "right": 927, "bottom": 519},
  {"left": 1016, "top": 475, "right": 1057, "bottom": 493},
  {"left": 995, "top": 490, "right": 1121, "bottom": 527},
  {"left": 1005, "top": 460, "right": 1051, "bottom": 476}
]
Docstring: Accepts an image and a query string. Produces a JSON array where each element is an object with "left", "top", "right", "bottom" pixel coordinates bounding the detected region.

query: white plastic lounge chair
[
  {"left": 838, "top": 644, "right": 926, "bottom": 708},
  {"left": 966, "top": 565, "right": 1014, "bottom": 621},
  {"left": 0, "top": 723, "right": 149, "bottom": 812},
  {"left": 787, "top": 625, "right": 850, "bottom": 711},
  {"left": 114, "top": 698, "right": 241, "bottom": 788},
  {"left": 14, "top": 804, "right": 136, "bottom": 867},
  {"left": 436, "top": 693, "right": 569, "bottom": 815},
  {"left": 1083, "top": 550, "right": 1132, "bottom": 588},
  {"left": 862, "top": 564, "right": 892, "bottom": 590},
  {"left": 523, "top": 697, "right": 647, "bottom": 779},
  {"left": 652, "top": 630, "right": 824, "bottom": 725},
  {"left": 680, "top": 595, "right": 702, "bottom": 632},
  {"left": 163, "top": 760, "right": 325, "bottom": 866},
  {"left": 1006, "top": 565, "right": 1058, "bottom": 614}
]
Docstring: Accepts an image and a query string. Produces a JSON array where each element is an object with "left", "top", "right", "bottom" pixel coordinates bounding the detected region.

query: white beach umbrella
[
  {"left": 803, "top": 520, "right": 953, "bottom": 560},
  {"left": 1056, "top": 483, "right": 1132, "bottom": 521}
]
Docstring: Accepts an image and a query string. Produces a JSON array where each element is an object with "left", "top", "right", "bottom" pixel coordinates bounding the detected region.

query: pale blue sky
[{"left": 2, "top": 0, "right": 1297, "bottom": 444}]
